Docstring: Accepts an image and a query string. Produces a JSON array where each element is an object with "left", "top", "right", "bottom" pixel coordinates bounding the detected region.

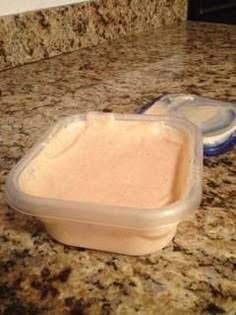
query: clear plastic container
[{"left": 5, "top": 113, "right": 203, "bottom": 255}]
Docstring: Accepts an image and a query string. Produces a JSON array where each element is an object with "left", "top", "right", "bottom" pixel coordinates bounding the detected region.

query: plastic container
[
  {"left": 5, "top": 113, "right": 203, "bottom": 255},
  {"left": 138, "top": 94, "right": 236, "bottom": 156}
]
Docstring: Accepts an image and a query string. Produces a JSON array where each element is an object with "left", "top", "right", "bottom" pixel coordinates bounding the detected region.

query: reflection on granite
[
  {"left": 0, "top": 22, "right": 236, "bottom": 314},
  {"left": 0, "top": 0, "right": 187, "bottom": 71}
]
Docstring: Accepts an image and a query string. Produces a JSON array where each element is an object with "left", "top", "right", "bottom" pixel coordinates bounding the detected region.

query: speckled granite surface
[
  {"left": 0, "top": 22, "right": 236, "bottom": 315},
  {"left": 0, "top": 0, "right": 187, "bottom": 71}
]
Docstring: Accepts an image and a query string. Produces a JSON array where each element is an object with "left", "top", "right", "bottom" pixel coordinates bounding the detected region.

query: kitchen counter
[
  {"left": 0, "top": 0, "right": 187, "bottom": 71},
  {"left": 0, "top": 21, "right": 236, "bottom": 315}
]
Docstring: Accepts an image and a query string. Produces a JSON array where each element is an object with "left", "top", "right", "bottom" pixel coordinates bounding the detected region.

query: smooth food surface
[{"left": 19, "top": 113, "right": 189, "bottom": 208}]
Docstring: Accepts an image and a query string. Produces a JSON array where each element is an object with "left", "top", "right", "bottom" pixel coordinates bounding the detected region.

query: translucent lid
[{"left": 138, "top": 94, "right": 236, "bottom": 156}]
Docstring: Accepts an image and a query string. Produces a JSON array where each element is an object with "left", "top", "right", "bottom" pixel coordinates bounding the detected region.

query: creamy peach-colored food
[{"left": 19, "top": 113, "right": 189, "bottom": 209}]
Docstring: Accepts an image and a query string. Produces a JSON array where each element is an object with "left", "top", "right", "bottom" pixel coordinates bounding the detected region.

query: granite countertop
[
  {"left": 0, "top": 21, "right": 236, "bottom": 315},
  {"left": 0, "top": 0, "right": 187, "bottom": 71}
]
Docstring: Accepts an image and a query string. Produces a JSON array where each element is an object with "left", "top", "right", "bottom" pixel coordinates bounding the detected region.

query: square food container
[{"left": 5, "top": 113, "right": 203, "bottom": 255}]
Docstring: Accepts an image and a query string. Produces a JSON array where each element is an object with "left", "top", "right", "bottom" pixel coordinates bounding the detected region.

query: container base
[{"left": 42, "top": 219, "right": 177, "bottom": 256}]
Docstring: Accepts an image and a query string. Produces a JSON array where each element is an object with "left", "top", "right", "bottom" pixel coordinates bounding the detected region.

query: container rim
[{"left": 5, "top": 113, "right": 203, "bottom": 230}]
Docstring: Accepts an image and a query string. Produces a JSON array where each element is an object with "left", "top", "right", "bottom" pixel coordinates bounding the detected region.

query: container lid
[{"left": 137, "top": 94, "right": 236, "bottom": 156}]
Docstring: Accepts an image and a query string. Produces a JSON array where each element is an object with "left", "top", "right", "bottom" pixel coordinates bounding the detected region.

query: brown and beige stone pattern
[
  {"left": 0, "top": 22, "right": 236, "bottom": 314},
  {"left": 0, "top": 0, "right": 187, "bottom": 71}
]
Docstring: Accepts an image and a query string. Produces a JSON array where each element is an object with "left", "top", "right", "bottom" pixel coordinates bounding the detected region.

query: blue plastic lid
[{"left": 137, "top": 94, "right": 236, "bottom": 156}]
